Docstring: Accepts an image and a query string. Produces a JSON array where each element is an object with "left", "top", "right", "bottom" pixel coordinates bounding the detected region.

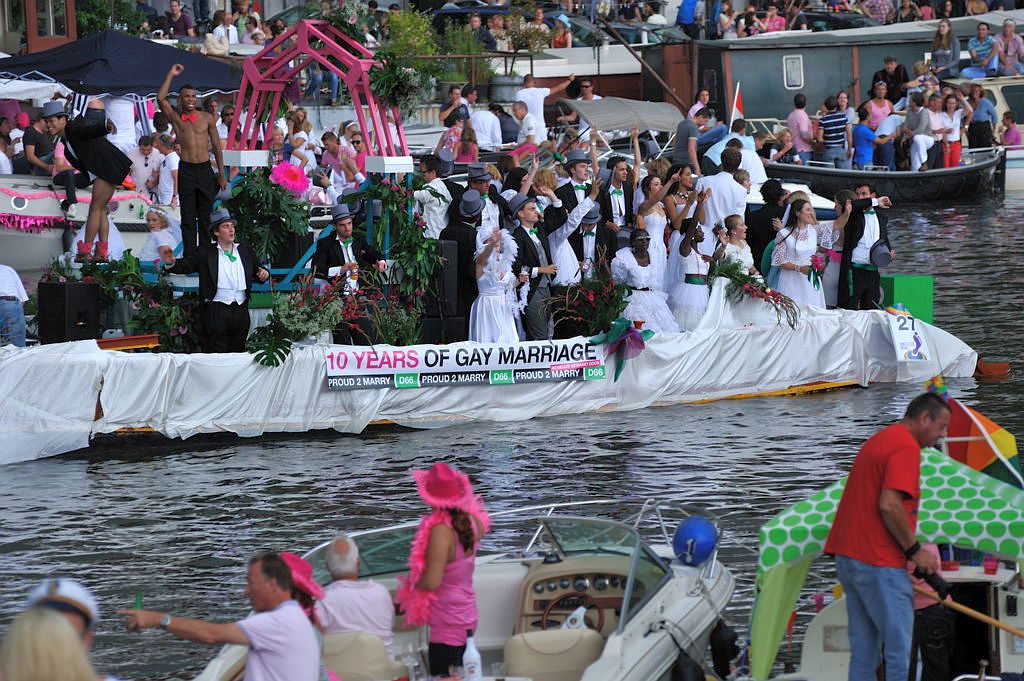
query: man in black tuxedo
[
  {"left": 509, "top": 193, "right": 557, "bottom": 340},
  {"left": 837, "top": 183, "right": 894, "bottom": 311},
  {"left": 554, "top": 149, "right": 592, "bottom": 213},
  {"left": 311, "top": 203, "right": 386, "bottom": 291},
  {"left": 439, "top": 189, "right": 485, "bottom": 334},
  {"left": 598, "top": 155, "right": 635, "bottom": 249},
  {"left": 162, "top": 208, "right": 270, "bottom": 353}
]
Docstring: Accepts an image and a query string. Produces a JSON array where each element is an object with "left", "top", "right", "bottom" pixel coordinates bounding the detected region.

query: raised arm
[
  {"left": 158, "top": 64, "right": 184, "bottom": 137},
  {"left": 638, "top": 169, "right": 679, "bottom": 214},
  {"left": 549, "top": 73, "right": 576, "bottom": 96}
]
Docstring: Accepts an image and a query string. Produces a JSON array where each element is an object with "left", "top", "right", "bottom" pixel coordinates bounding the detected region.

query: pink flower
[
  {"left": 178, "top": 326, "right": 188, "bottom": 334},
  {"left": 347, "top": 15, "right": 357, "bottom": 23},
  {"left": 269, "top": 162, "right": 311, "bottom": 197}
]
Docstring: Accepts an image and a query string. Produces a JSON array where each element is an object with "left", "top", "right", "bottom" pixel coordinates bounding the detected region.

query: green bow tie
[
  {"left": 340, "top": 237, "right": 354, "bottom": 247},
  {"left": 528, "top": 227, "right": 538, "bottom": 236},
  {"left": 222, "top": 249, "right": 237, "bottom": 263},
  {"left": 610, "top": 188, "right": 624, "bottom": 196},
  {"left": 583, "top": 231, "right": 595, "bottom": 237},
  {"left": 864, "top": 209, "right": 876, "bottom": 215},
  {"left": 573, "top": 184, "right": 588, "bottom": 191}
]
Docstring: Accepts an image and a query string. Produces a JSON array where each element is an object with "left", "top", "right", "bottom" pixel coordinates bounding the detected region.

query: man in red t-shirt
[{"left": 824, "top": 393, "right": 949, "bottom": 681}]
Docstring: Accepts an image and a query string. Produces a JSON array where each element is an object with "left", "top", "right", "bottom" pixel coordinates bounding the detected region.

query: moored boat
[
  {"left": 764, "top": 148, "right": 1003, "bottom": 203},
  {"left": 194, "top": 498, "right": 737, "bottom": 681}
]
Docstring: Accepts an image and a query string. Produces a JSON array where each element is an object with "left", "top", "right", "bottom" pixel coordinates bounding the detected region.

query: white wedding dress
[
  {"left": 612, "top": 246, "right": 679, "bottom": 333},
  {"left": 469, "top": 230, "right": 528, "bottom": 343}
]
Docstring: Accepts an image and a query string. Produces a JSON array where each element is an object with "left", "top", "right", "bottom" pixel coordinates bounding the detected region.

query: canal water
[{"left": 2, "top": 195, "right": 1023, "bottom": 679}]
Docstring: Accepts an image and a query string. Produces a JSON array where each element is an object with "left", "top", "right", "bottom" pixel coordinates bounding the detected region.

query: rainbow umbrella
[
  {"left": 748, "top": 447, "right": 1024, "bottom": 680},
  {"left": 946, "top": 397, "right": 1023, "bottom": 489}
]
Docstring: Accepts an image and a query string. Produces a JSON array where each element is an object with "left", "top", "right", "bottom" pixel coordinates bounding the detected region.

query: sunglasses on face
[{"left": 352, "top": 139, "right": 363, "bottom": 145}]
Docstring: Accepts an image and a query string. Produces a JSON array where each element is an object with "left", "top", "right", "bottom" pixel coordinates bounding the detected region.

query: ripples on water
[{"left": 3, "top": 196, "right": 1024, "bottom": 679}]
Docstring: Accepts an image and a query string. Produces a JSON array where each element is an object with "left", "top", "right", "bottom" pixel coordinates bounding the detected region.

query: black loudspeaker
[
  {"left": 423, "top": 239, "right": 459, "bottom": 318},
  {"left": 37, "top": 282, "right": 101, "bottom": 344},
  {"left": 271, "top": 233, "right": 315, "bottom": 270},
  {"left": 419, "top": 316, "right": 466, "bottom": 344}
]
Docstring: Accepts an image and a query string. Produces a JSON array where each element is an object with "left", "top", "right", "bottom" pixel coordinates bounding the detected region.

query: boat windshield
[{"left": 540, "top": 517, "right": 640, "bottom": 557}]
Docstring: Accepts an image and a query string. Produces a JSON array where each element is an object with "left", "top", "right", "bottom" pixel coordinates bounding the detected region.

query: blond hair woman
[{"left": 0, "top": 608, "right": 99, "bottom": 681}]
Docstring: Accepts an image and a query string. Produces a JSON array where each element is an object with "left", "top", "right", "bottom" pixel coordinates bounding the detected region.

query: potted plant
[{"left": 491, "top": 13, "right": 550, "bottom": 101}]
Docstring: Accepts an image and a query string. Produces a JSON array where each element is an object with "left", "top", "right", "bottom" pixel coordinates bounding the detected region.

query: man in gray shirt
[{"left": 673, "top": 108, "right": 709, "bottom": 174}]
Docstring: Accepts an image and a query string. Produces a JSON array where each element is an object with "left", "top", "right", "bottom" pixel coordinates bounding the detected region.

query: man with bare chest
[{"left": 159, "top": 64, "right": 228, "bottom": 259}]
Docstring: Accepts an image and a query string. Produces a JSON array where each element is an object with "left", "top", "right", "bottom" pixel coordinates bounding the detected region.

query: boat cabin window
[
  {"left": 1001, "top": 85, "right": 1024, "bottom": 123},
  {"left": 783, "top": 55, "right": 804, "bottom": 90}
]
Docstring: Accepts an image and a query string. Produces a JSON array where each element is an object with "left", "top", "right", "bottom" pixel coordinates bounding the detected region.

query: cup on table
[{"left": 983, "top": 555, "right": 999, "bottom": 575}]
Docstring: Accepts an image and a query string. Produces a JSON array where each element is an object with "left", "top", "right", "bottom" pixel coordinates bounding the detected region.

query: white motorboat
[
  {"left": 194, "top": 498, "right": 737, "bottom": 681},
  {"left": 0, "top": 173, "right": 174, "bottom": 272}
]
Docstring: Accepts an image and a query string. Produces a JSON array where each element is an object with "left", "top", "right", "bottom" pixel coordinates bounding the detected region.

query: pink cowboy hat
[
  {"left": 280, "top": 552, "right": 325, "bottom": 600},
  {"left": 412, "top": 462, "right": 472, "bottom": 509}
]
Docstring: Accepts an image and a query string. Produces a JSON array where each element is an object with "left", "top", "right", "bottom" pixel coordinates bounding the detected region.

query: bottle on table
[{"left": 463, "top": 629, "right": 482, "bottom": 681}]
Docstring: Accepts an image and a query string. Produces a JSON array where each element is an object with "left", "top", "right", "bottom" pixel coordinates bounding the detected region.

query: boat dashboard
[{"left": 517, "top": 556, "right": 640, "bottom": 636}]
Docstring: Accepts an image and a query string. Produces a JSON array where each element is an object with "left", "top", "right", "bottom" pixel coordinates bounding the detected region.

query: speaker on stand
[{"left": 37, "top": 282, "right": 101, "bottom": 344}]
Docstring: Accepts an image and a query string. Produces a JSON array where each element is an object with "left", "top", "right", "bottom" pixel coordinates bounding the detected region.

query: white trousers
[{"left": 911, "top": 134, "right": 935, "bottom": 171}]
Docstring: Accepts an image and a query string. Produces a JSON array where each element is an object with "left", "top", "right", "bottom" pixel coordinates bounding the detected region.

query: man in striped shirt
[{"left": 818, "top": 96, "right": 853, "bottom": 169}]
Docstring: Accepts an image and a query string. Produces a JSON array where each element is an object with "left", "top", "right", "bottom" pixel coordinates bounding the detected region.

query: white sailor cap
[{"left": 26, "top": 577, "right": 100, "bottom": 628}]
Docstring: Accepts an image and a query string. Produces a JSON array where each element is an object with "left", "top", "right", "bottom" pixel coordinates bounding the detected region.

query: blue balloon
[{"left": 673, "top": 516, "right": 719, "bottom": 566}]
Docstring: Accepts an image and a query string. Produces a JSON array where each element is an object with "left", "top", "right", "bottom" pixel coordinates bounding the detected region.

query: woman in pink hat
[
  {"left": 281, "top": 552, "right": 341, "bottom": 681},
  {"left": 396, "top": 462, "right": 491, "bottom": 676}
]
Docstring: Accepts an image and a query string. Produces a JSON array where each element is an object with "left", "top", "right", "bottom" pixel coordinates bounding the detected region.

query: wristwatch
[
  {"left": 159, "top": 613, "right": 172, "bottom": 629},
  {"left": 904, "top": 541, "right": 922, "bottom": 560}
]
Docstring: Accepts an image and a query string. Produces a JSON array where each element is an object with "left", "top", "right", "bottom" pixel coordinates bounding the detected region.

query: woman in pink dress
[
  {"left": 395, "top": 463, "right": 490, "bottom": 676},
  {"left": 866, "top": 82, "right": 894, "bottom": 130}
]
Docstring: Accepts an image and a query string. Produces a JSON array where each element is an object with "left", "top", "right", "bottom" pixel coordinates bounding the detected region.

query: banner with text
[{"left": 324, "top": 340, "right": 607, "bottom": 391}]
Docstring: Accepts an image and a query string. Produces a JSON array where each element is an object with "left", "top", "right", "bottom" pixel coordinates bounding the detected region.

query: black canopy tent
[{"left": 0, "top": 30, "right": 241, "bottom": 100}]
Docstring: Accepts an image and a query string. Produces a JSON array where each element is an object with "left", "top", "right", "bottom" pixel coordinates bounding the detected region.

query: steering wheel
[{"left": 541, "top": 592, "right": 605, "bottom": 632}]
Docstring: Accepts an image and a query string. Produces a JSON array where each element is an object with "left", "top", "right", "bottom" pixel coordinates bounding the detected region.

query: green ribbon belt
[
  {"left": 684, "top": 274, "right": 707, "bottom": 285},
  {"left": 851, "top": 262, "right": 878, "bottom": 271}
]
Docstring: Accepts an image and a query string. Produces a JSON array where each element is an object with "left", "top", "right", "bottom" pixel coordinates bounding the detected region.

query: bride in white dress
[
  {"left": 635, "top": 174, "right": 671, "bottom": 260},
  {"left": 469, "top": 228, "right": 529, "bottom": 343},
  {"left": 771, "top": 199, "right": 841, "bottom": 308},
  {"left": 722, "top": 214, "right": 759, "bottom": 276},
  {"left": 612, "top": 230, "right": 680, "bottom": 333}
]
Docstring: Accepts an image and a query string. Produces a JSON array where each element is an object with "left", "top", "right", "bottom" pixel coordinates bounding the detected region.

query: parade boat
[
  {"left": 194, "top": 498, "right": 737, "bottom": 681},
  {"left": 741, "top": 398, "right": 1024, "bottom": 680},
  {"left": 944, "top": 76, "right": 1024, "bottom": 192},
  {"left": 762, "top": 148, "right": 1004, "bottom": 204}
]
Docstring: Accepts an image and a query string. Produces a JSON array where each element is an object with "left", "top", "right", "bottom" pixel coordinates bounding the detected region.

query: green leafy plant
[
  {"left": 128, "top": 283, "right": 204, "bottom": 353},
  {"left": 548, "top": 255, "right": 629, "bottom": 336},
  {"left": 247, "top": 324, "right": 294, "bottom": 367},
  {"left": 341, "top": 176, "right": 442, "bottom": 300},
  {"left": 362, "top": 288, "right": 422, "bottom": 346},
  {"left": 225, "top": 168, "right": 311, "bottom": 261},
  {"left": 442, "top": 21, "right": 496, "bottom": 85},
  {"left": 503, "top": 13, "right": 551, "bottom": 75},
  {"left": 384, "top": 10, "right": 439, "bottom": 58},
  {"left": 77, "top": 0, "right": 144, "bottom": 35},
  {"left": 370, "top": 50, "right": 437, "bottom": 117}
]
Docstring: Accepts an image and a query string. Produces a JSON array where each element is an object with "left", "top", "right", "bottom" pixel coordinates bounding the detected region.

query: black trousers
[
  {"left": 908, "top": 604, "right": 955, "bottom": 681},
  {"left": 179, "top": 161, "right": 217, "bottom": 260},
  {"left": 846, "top": 266, "right": 881, "bottom": 311},
  {"left": 428, "top": 642, "right": 466, "bottom": 676},
  {"left": 202, "top": 301, "right": 250, "bottom": 353}
]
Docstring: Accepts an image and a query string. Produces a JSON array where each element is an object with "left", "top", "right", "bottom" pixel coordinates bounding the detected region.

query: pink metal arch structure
[{"left": 227, "top": 19, "right": 408, "bottom": 157}]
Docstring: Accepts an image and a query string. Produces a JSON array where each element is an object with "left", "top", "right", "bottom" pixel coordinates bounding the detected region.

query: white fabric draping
[{"left": 0, "top": 280, "right": 977, "bottom": 465}]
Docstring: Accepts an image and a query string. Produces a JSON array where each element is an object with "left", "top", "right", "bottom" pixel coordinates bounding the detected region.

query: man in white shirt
[
  {"left": 413, "top": 154, "right": 452, "bottom": 239},
  {"left": 0, "top": 263, "right": 28, "bottom": 347},
  {"left": 151, "top": 134, "right": 179, "bottom": 207},
  {"left": 160, "top": 209, "right": 269, "bottom": 352},
  {"left": 128, "top": 135, "right": 165, "bottom": 201},
  {"left": 216, "top": 105, "right": 235, "bottom": 146},
  {"left": 469, "top": 106, "right": 502, "bottom": 152},
  {"left": 515, "top": 73, "right": 575, "bottom": 144},
  {"left": 839, "top": 183, "right": 893, "bottom": 310},
  {"left": 694, "top": 147, "right": 747, "bottom": 256},
  {"left": 101, "top": 95, "right": 138, "bottom": 155},
  {"left": 556, "top": 77, "right": 602, "bottom": 138},
  {"left": 120, "top": 551, "right": 318, "bottom": 681},
  {"left": 213, "top": 9, "right": 239, "bottom": 43},
  {"left": 314, "top": 534, "right": 395, "bottom": 653}
]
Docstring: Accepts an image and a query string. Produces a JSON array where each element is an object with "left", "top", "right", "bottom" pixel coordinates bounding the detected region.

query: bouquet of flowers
[
  {"left": 806, "top": 250, "right": 838, "bottom": 290},
  {"left": 548, "top": 256, "right": 629, "bottom": 336},
  {"left": 272, "top": 285, "right": 344, "bottom": 339},
  {"left": 711, "top": 258, "right": 799, "bottom": 328}
]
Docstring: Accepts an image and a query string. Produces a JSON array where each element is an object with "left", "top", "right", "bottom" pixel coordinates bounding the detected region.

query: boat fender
[
  {"left": 670, "top": 650, "right": 704, "bottom": 681},
  {"left": 673, "top": 517, "right": 718, "bottom": 567},
  {"left": 709, "top": 618, "right": 739, "bottom": 679}
]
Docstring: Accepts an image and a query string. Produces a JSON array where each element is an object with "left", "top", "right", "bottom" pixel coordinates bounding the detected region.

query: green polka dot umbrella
[{"left": 749, "top": 447, "right": 1024, "bottom": 680}]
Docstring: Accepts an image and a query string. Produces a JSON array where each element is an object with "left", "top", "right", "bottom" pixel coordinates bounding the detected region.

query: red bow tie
[{"left": 180, "top": 112, "right": 198, "bottom": 123}]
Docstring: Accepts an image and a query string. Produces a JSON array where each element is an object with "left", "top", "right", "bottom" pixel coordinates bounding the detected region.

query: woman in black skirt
[{"left": 41, "top": 99, "right": 133, "bottom": 261}]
